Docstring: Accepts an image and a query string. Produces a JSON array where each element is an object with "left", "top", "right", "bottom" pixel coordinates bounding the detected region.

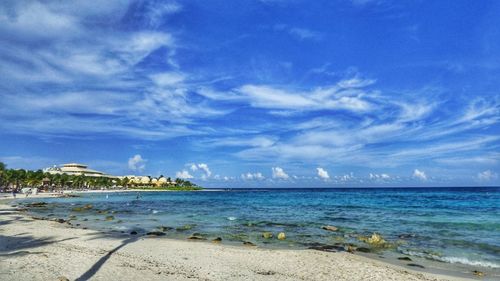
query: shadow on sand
[
  {"left": 0, "top": 234, "right": 76, "bottom": 257},
  {"left": 75, "top": 236, "right": 140, "bottom": 281}
]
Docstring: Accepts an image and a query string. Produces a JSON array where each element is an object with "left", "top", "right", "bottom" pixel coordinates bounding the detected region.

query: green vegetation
[{"left": 0, "top": 162, "right": 202, "bottom": 191}]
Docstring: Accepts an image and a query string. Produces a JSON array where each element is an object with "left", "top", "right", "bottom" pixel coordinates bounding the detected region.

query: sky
[{"left": 0, "top": 0, "right": 499, "bottom": 187}]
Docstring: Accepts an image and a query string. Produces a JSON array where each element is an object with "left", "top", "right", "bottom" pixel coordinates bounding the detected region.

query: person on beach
[{"left": 12, "top": 189, "right": 16, "bottom": 198}]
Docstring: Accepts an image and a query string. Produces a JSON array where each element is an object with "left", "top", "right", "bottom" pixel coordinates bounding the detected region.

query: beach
[{"left": 0, "top": 198, "right": 473, "bottom": 281}]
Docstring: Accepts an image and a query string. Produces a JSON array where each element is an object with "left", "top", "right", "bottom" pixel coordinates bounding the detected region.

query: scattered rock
[
  {"left": 212, "top": 237, "right": 222, "bottom": 243},
  {"left": 26, "top": 202, "right": 47, "bottom": 207},
  {"left": 322, "top": 225, "right": 339, "bottom": 232},
  {"left": 69, "top": 215, "right": 77, "bottom": 220},
  {"left": 57, "top": 276, "right": 70, "bottom": 281},
  {"left": 83, "top": 204, "right": 93, "bottom": 210},
  {"left": 158, "top": 226, "right": 173, "bottom": 232},
  {"left": 346, "top": 245, "right": 356, "bottom": 253},
  {"left": 83, "top": 218, "right": 88, "bottom": 221},
  {"left": 407, "top": 263, "right": 425, "bottom": 269},
  {"left": 188, "top": 233, "right": 206, "bottom": 239},
  {"left": 398, "top": 233, "right": 416, "bottom": 239},
  {"left": 130, "top": 231, "right": 138, "bottom": 235},
  {"left": 398, "top": 257, "right": 412, "bottom": 261},
  {"left": 356, "top": 247, "right": 371, "bottom": 253},
  {"left": 277, "top": 232, "right": 286, "bottom": 240},
  {"left": 358, "top": 233, "right": 386, "bottom": 246},
  {"left": 262, "top": 232, "right": 273, "bottom": 239},
  {"left": 176, "top": 224, "right": 194, "bottom": 231},
  {"left": 105, "top": 215, "right": 114, "bottom": 221},
  {"left": 146, "top": 231, "right": 166, "bottom": 236},
  {"left": 97, "top": 210, "right": 108, "bottom": 214},
  {"left": 243, "top": 241, "right": 256, "bottom": 246},
  {"left": 308, "top": 244, "right": 342, "bottom": 252},
  {"left": 32, "top": 216, "right": 46, "bottom": 220},
  {"left": 54, "top": 218, "right": 66, "bottom": 223},
  {"left": 472, "top": 270, "right": 484, "bottom": 277}
]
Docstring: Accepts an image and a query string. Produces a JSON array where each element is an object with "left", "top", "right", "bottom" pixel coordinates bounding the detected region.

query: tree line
[{"left": 0, "top": 162, "right": 200, "bottom": 191}]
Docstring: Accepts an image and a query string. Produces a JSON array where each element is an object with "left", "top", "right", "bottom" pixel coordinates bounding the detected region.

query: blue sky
[{"left": 0, "top": 0, "right": 499, "bottom": 187}]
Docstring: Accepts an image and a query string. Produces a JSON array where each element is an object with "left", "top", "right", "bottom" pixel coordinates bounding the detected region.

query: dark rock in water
[
  {"left": 32, "top": 216, "right": 46, "bottom": 220},
  {"left": 83, "top": 218, "right": 88, "bottom": 221},
  {"left": 212, "top": 237, "right": 222, "bottom": 243},
  {"left": 398, "top": 257, "right": 412, "bottom": 261},
  {"left": 146, "top": 231, "right": 166, "bottom": 236},
  {"left": 188, "top": 233, "right": 206, "bottom": 240},
  {"left": 407, "top": 263, "right": 425, "bottom": 269},
  {"left": 69, "top": 215, "right": 77, "bottom": 220},
  {"left": 472, "top": 270, "right": 484, "bottom": 277},
  {"left": 308, "top": 244, "right": 340, "bottom": 252},
  {"left": 158, "top": 226, "right": 173, "bottom": 232},
  {"left": 322, "top": 225, "right": 339, "bottom": 232},
  {"left": 243, "top": 241, "right": 256, "bottom": 246},
  {"left": 26, "top": 202, "right": 47, "bottom": 207},
  {"left": 398, "top": 233, "right": 416, "bottom": 239},
  {"left": 55, "top": 218, "right": 66, "bottom": 223},
  {"left": 356, "top": 247, "right": 371, "bottom": 253},
  {"left": 176, "top": 224, "right": 195, "bottom": 231},
  {"left": 130, "top": 231, "right": 138, "bottom": 235},
  {"left": 105, "top": 215, "right": 115, "bottom": 221}
]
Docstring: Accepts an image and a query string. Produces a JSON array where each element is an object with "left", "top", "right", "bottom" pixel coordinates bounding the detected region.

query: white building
[{"left": 44, "top": 163, "right": 116, "bottom": 178}]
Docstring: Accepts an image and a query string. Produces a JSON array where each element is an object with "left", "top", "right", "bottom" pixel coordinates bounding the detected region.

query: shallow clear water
[{"left": 20, "top": 187, "right": 500, "bottom": 276}]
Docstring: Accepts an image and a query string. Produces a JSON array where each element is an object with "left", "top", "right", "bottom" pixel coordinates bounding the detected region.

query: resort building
[{"left": 43, "top": 163, "right": 117, "bottom": 178}]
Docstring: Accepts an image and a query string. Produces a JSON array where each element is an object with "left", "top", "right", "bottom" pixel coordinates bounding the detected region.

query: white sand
[{"left": 0, "top": 200, "right": 472, "bottom": 281}]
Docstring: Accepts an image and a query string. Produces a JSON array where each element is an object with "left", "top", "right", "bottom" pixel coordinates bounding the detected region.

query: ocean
[{"left": 19, "top": 187, "right": 500, "bottom": 278}]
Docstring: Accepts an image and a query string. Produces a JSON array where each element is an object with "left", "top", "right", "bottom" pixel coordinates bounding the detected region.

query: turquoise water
[{"left": 20, "top": 187, "right": 500, "bottom": 276}]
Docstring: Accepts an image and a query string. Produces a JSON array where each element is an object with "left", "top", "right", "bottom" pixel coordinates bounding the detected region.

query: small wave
[
  {"left": 227, "top": 216, "right": 237, "bottom": 221},
  {"left": 152, "top": 210, "right": 159, "bottom": 214},
  {"left": 402, "top": 250, "right": 500, "bottom": 268},
  {"left": 439, "top": 256, "right": 500, "bottom": 269}
]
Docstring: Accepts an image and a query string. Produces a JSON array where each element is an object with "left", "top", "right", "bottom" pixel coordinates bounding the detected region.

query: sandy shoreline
[{"left": 0, "top": 199, "right": 474, "bottom": 281}]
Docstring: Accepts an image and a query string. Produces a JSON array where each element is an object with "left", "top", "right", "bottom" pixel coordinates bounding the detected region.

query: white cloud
[
  {"left": 176, "top": 170, "right": 193, "bottom": 179},
  {"left": 413, "top": 169, "right": 427, "bottom": 181},
  {"left": 369, "top": 173, "right": 391, "bottom": 180},
  {"left": 190, "top": 164, "right": 198, "bottom": 171},
  {"left": 241, "top": 172, "right": 265, "bottom": 180},
  {"left": 187, "top": 163, "right": 212, "bottom": 179},
  {"left": 272, "top": 167, "right": 289, "bottom": 180},
  {"left": 337, "top": 172, "right": 355, "bottom": 182},
  {"left": 316, "top": 167, "right": 330, "bottom": 180},
  {"left": 128, "top": 154, "right": 146, "bottom": 172},
  {"left": 197, "top": 163, "right": 211, "bottom": 177},
  {"left": 477, "top": 170, "right": 498, "bottom": 181}
]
